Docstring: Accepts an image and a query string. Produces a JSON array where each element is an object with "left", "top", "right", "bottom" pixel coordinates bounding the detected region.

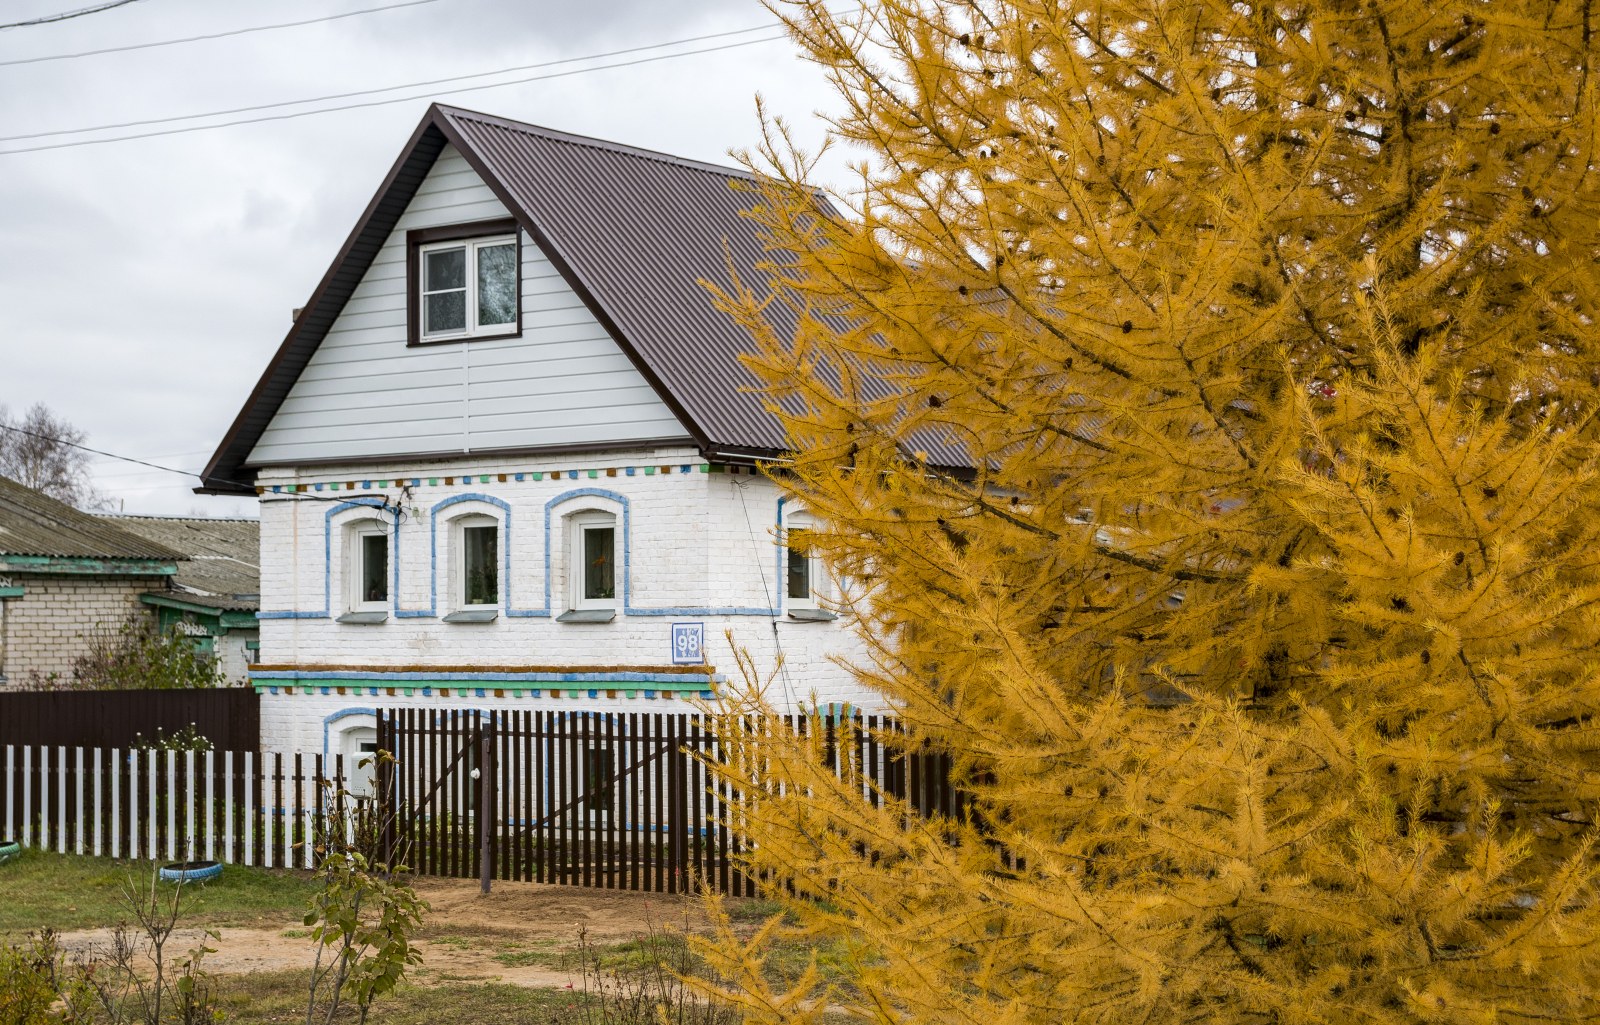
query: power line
[
  {"left": 1, "top": 0, "right": 145, "bottom": 31},
  {"left": 0, "top": 31, "right": 790, "bottom": 155},
  {"left": 0, "top": 0, "right": 443, "bottom": 67},
  {"left": 0, "top": 21, "right": 786, "bottom": 144},
  {"left": 0, "top": 422, "right": 390, "bottom": 510}
]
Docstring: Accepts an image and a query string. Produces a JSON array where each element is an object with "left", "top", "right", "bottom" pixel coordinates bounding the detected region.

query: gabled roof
[
  {"left": 201, "top": 104, "right": 817, "bottom": 494},
  {"left": 0, "top": 476, "right": 181, "bottom": 563},
  {"left": 100, "top": 515, "right": 259, "bottom": 610}
]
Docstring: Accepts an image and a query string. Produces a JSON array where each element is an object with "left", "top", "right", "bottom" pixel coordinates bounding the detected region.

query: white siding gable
[{"left": 248, "top": 145, "right": 690, "bottom": 467}]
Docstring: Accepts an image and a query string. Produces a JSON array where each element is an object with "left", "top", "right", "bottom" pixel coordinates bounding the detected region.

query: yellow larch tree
[{"left": 695, "top": 1, "right": 1600, "bottom": 1023}]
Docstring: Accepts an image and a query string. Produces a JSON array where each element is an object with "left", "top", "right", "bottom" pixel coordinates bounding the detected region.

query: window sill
[
  {"left": 336, "top": 611, "right": 388, "bottom": 625},
  {"left": 408, "top": 327, "right": 522, "bottom": 347},
  {"left": 786, "top": 608, "right": 838, "bottom": 622},
  {"left": 557, "top": 609, "right": 616, "bottom": 624},
  {"left": 442, "top": 609, "right": 499, "bottom": 624}
]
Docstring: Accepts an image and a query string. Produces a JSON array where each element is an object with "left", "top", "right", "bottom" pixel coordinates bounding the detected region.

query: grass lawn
[{"left": 0, "top": 848, "right": 319, "bottom": 936}]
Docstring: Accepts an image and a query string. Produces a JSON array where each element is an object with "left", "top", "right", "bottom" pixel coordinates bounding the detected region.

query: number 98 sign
[{"left": 671, "top": 622, "right": 705, "bottom": 665}]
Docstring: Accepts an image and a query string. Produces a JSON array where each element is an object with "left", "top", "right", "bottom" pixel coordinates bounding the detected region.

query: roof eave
[{"left": 198, "top": 111, "right": 454, "bottom": 494}]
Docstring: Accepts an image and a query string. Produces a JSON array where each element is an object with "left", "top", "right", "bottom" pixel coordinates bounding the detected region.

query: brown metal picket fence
[{"left": 375, "top": 708, "right": 972, "bottom": 896}]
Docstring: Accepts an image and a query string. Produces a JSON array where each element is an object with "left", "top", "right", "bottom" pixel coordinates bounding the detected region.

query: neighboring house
[
  {"left": 0, "top": 475, "right": 182, "bottom": 685},
  {"left": 100, "top": 515, "right": 261, "bottom": 680},
  {"left": 200, "top": 104, "right": 881, "bottom": 759}
]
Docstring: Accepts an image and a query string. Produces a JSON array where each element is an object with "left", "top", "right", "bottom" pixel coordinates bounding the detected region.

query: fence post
[
  {"left": 478, "top": 713, "right": 496, "bottom": 895},
  {"left": 376, "top": 711, "right": 395, "bottom": 867}
]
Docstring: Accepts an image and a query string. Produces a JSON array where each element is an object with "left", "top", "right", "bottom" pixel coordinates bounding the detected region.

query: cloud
[{"left": 0, "top": 0, "right": 845, "bottom": 516}]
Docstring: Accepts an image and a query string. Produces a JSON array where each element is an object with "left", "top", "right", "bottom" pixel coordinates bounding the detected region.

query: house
[
  {"left": 99, "top": 515, "right": 260, "bottom": 680},
  {"left": 200, "top": 104, "right": 881, "bottom": 759},
  {"left": 0, "top": 474, "right": 182, "bottom": 686}
]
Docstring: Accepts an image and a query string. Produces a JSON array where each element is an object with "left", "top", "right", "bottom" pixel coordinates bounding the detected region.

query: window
[
  {"left": 786, "top": 527, "right": 815, "bottom": 605},
  {"left": 406, "top": 219, "right": 521, "bottom": 345},
  {"left": 355, "top": 529, "right": 388, "bottom": 608},
  {"left": 566, "top": 511, "right": 618, "bottom": 614},
  {"left": 341, "top": 522, "right": 388, "bottom": 621},
  {"left": 461, "top": 521, "right": 499, "bottom": 607},
  {"left": 785, "top": 517, "right": 835, "bottom": 621}
]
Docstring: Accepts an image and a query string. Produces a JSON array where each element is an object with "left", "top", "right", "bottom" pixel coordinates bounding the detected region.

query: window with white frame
[
  {"left": 416, "top": 234, "right": 518, "bottom": 341},
  {"left": 568, "top": 511, "right": 618, "bottom": 611},
  {"left": 451, "top": 515, "right": 500, "bottom": 610},
  {"left": 785, "top": 517, "right": 824, "bottom": 610},
  {"left": 347, "top": 522, "right": 389, "bottom": 612}
]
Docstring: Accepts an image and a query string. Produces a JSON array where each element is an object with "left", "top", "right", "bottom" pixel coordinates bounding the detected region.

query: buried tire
[
  {"left": 0, "top": 840, "right": 19, "bottom": 865},
  {"left": 159, "top": 859, "right": 222, "bottom": 884}
]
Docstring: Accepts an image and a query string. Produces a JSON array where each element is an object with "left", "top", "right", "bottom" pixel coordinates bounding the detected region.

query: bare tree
[{"left": 0, "top": 402, "right": 109, "bottom": 510}]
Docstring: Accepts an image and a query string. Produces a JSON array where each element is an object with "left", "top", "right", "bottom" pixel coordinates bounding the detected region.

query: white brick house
[{"left": 201, "top": 105, "right": 881, "bottom": 757}]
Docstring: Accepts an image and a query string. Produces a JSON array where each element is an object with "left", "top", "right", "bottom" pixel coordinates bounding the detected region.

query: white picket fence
[{"left": 1, "top": 745, "right": 356, "bottom": 869}]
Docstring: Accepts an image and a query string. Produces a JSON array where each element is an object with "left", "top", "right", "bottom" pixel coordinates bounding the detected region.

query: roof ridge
[
  {"left": 436, "top": 103, "right": 763, "bottom": 183},
  {"left": 100, "top": 514, "right": 260, "bottom": 523}
]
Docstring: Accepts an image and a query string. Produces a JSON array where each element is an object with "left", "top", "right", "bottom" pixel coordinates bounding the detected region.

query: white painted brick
[{"left": 252, "top": 447, "right": 884, "bottom": 753}]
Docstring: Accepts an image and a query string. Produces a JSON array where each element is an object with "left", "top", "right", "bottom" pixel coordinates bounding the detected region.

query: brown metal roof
[
  {"left": 440, "top": 107, "right": 791, "bottom": 456},
  {"left": 0, "top": 476, "right": 182, "bottom": 563},
  {"left": 200, "top": 104, "right": 965, "bottom": 495}
]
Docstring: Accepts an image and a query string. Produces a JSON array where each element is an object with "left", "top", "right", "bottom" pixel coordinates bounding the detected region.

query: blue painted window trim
[
  {"left": 259, "top": 482, "right": 802, "bottom": 620},
  {"left": 322, "top": 706, "right": 377, "bottom": 759}
]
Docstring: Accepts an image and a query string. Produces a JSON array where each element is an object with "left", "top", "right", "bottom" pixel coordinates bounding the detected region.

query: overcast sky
[{"left": 0, "top": 0, "right": 848, "bottom": 517}]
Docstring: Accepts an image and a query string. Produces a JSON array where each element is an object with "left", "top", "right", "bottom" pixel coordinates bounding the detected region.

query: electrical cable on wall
[{"left": 733, "top": 476, "right": 800, "bottom": 710}]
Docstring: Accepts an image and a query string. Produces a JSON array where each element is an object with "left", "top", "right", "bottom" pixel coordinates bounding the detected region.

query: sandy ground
[{"left": 55, "top": 877, "right": 719, "bottom": 990}]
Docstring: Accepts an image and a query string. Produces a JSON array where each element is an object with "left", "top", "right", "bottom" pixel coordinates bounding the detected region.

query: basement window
[{"left": 407, "top": 218, "right": 521, "bottom": 345}]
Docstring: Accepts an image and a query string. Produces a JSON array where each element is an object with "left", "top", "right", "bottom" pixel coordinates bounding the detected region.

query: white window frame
[
  {"left": 450, "top": 514, "right": 501, "bottom": 611},
  {"left": 346, "top": 522, "right": 389, "bottom": 613},
  {"left": 568, "top": 511, "right": 619, "bottom": 612},
  {"left": 784, "top": 516, "right": 824, "bottom": 611},
  {"left": 418, "top": 234, "right": 518, "bottom": 341}
]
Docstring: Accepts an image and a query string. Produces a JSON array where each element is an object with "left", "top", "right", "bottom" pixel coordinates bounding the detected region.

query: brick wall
[
  {"left": 251, "top": 446, "right": 888, "bottom": 749},
  {"left": 0, "top": 573, "right": 164, "bottom": 684}
]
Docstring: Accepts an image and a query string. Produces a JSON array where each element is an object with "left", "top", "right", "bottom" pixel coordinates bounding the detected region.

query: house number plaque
[{"left": 671, "top": 622, "right": 705, "bottom": 665}]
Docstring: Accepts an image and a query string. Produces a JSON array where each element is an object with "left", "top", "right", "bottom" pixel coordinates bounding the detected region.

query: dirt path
[{"left": 55, "top": 878, "right": 718, "bottom": 990}]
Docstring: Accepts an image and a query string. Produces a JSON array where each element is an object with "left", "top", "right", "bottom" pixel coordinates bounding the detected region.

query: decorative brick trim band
[
  {"left": 259, "top": 462, "right": 768, "bottom": 496},
  {"left": 249, "top": 667, "right": 721, "bottom": 700}
]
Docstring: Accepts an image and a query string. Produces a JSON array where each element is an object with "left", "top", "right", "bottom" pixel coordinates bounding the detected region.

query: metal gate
[{"left": 376, "top": 708, "right": 756, "bottom": 895}]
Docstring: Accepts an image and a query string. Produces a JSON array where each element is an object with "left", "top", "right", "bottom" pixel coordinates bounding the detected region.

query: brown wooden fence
[
  {"left": 376, "top": 708, "right": 967, "bottom": 896},
  {"left": 0, "top": 688, "right": 259, "bottom": 751}
]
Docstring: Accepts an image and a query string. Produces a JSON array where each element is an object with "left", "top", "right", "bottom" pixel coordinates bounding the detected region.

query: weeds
[
  {"left": 553, "top": 918, "right": 737, "bottom": 1025},
  {"left": 77, "top": 864, "right": 223, "bottom": 1025}
]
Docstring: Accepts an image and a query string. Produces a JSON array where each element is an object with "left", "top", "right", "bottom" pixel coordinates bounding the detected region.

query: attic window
[{"left": 406, "top": 218, "right": 521, "bottom": 346}]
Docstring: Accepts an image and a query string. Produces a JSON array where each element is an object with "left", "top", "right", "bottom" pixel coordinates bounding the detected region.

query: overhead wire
[
  {"left": 0, "top": 422, "right": 398, "bottom": 513},
  {"left": 0, "top": 24, "right": 791, "bottom": 150},
  {"left": 0, "top": 0, "right": 144, "bottom": 31},
  {"left": 0, "top": 0, "right": 443, "bottom": 66}
]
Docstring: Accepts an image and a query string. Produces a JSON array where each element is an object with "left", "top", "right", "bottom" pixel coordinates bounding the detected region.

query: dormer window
[{"left": 407, "top": 218, "right": 522, "bottom": 345}]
